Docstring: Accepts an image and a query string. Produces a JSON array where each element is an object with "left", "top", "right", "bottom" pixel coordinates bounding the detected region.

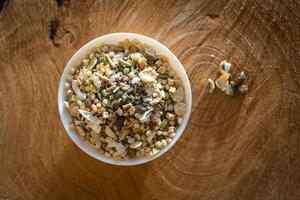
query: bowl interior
[{"left": 58, "top": 33, "right": 192, "bottom": 165}]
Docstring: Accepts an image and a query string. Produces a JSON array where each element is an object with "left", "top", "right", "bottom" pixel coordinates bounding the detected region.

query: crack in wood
[
  {"left": 56, "top": 0, "right": 70, "bottom": 7},
  {"left": 206, "top": 13, "right": 219, "bottom": 19},
  {"left": 49, "top": 19, "right": 59, "bottom": 47},
  {"left": 0, "top": 0, "right": 7, "bottom": 13}
]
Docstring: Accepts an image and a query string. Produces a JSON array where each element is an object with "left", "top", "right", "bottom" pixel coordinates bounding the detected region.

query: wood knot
[{"left": 48, "top": 19, "right": 75, "bottom": 47}]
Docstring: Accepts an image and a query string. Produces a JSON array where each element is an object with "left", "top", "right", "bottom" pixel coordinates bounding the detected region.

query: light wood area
[{"left": 0, "top": 0, "right": 299, "bottom": 199}]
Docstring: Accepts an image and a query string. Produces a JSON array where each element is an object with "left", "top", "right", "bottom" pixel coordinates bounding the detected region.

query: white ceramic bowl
[{"left": 58, "top": 33, "right": 192, "bottom": 165}]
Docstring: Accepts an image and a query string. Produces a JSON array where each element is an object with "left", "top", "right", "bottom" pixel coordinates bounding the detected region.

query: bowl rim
[{"left": 58, "top": 32, "right": 192, "bottom": 166}]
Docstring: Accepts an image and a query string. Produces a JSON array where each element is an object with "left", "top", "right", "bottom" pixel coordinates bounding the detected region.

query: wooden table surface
[{"left": 1, "top": 0, "right": 300, "bottom": 199}]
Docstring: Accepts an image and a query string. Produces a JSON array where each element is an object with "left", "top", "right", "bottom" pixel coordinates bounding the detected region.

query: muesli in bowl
[{"left": 58, "top": 33, "right": 192, "bottom": 165}]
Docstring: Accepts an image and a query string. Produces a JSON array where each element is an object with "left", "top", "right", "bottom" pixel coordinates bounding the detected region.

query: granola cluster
[{"left": 64, "top": 39, "right": 187, "bottom": 160}]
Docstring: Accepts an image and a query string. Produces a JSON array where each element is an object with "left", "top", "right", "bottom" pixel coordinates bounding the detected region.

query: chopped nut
[
  {"left": 112, "top": 87, "right": 120, "bottom": 93},
  {"left": 66, "top": 89, "right": 73, "bottom": 96},
  {"left": 169, "top": 133, "right": 176, "bottom": 138},
  {"left": 133, "top": 123, "right": 140, "bottom": 129},
  {"left": 64, "top": 101, "right": 70, "bottom": 109},
  {"left": 102, "top": 99, "right": 108, "bottom": 106},
  {"left": 123, "top": 103, "right": 133, "bottom": 109},
  {"left": 104, "top": 152, "right": 111, "bottom": 158},
  {"left": 105, "top": 126, "right": 116, "bottom": 138},
  {"left": 146, "top": 132, "right": 156, "bottom": 143},
  {"left": 76, "top": 126, "right": 86, "bottom": 137},
  {"left": 157, "top": 66, "right": 166, "bottom": 74},
  {"left": 177, "top": 117, "right": 183, "bottom": 125},
  {"left": 102, "top": 112, "right": 109, "bottom": 119},
  {"left": 145, "top": 130, "right": 152, "bottom": 136},
  {"left": 166, "top": 112, "right": 175, "bottom": 120},
  {"left": 161, "top": 139, "right": 167, "bottom": 147},
  {"left": 167, "top": 78, "right": 175, "bottom": 85},
  {"left": 131, "top": 77, "right": 140, "bottom": 84},
  {"left": 154, "top": 141, "right": 163, "bottom": 149},
  {"left": 166, "top": 138, "right": 173, "bottom": 144},
  {"left": 64, "top": 82, "right": 71, "bottom": 89},
  {"left": 168, "top": 126, "right": 175, "bottom": 133},
  {"left": 128, "top": 106, "right": 136, "bottom": 115},
  {"left": 82, "top": 59, "right": 90, "bottom": 65},
  {"left": 152, "top": 148, "right": 160, "bottom": 155},
  {"left": 128, "top": 137, "right": 135, "bottom": 144},
  {"left": 169, "top": 86, "right": 176, "bottom": 94},
  {"left": 116, "top": 108, "right": 123, "bottom": 116},
  {"left": 130, "top": 141, "right": 143, "bottom": 149},
  {"left": 128, "top": 71, "right": 135, "bottom": 79},
  {"left": 91, "top": 104, "right": 97, "bottom": 113},
  {"left": 86, "top": 122, "right": 102, "bottom": 134}
]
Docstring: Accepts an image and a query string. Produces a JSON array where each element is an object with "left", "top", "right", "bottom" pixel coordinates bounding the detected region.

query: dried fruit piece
[{"left": 215, "top": 73, "right": 230, "bottom": 91}]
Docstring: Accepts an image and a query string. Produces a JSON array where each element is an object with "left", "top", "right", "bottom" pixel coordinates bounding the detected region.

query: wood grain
[{"left": 1, "top": 0, "right": 300, "bottom": 199}]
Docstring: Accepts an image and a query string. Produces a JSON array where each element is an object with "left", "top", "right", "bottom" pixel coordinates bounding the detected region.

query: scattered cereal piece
[{"left": 207, "top": 78, "right": 215, "bottom": 93}]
